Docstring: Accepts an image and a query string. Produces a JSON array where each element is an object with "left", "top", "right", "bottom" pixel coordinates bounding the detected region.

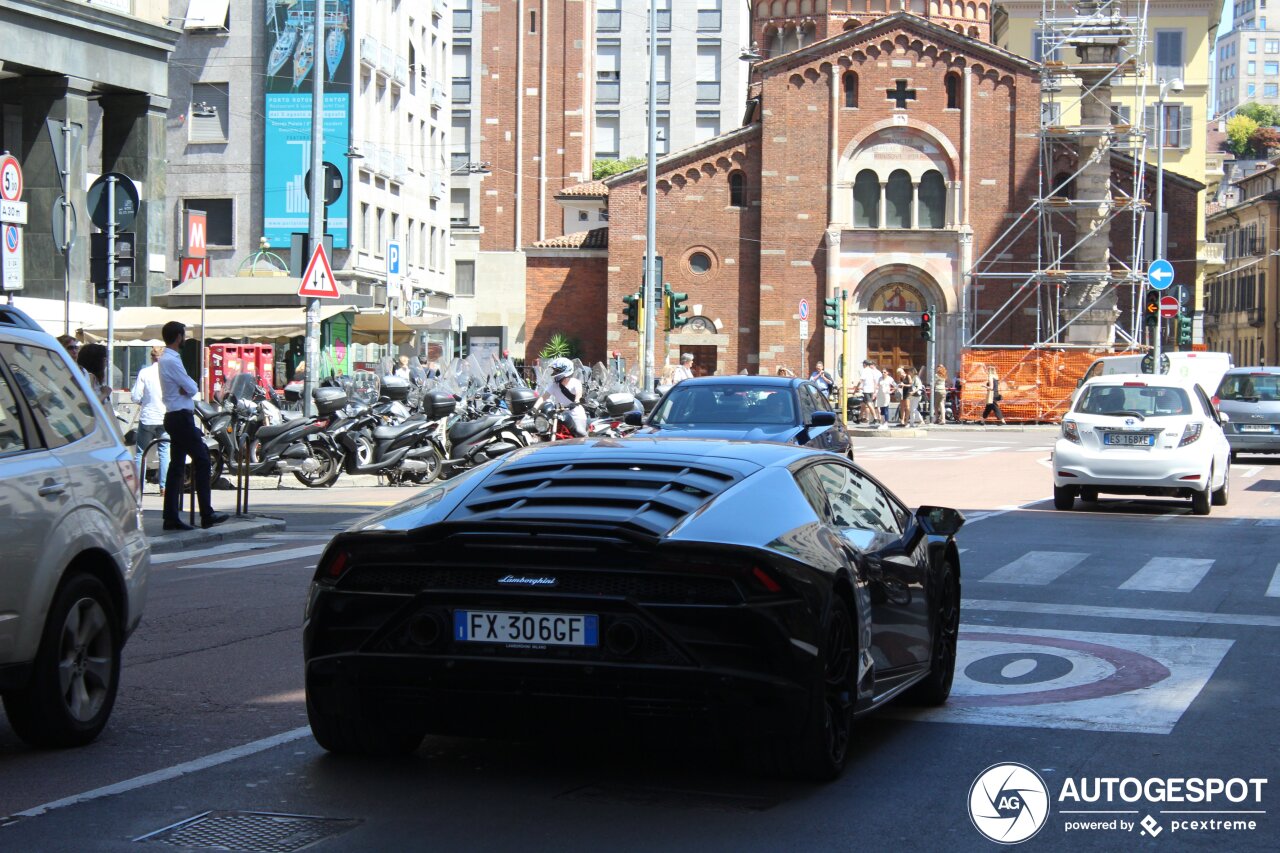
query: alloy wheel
[
  {"left": 823, "top": 605, "right": 855, "bottom": 766},
  {"left": 57, "top": 598, "right": 113, "bottom": 723}
]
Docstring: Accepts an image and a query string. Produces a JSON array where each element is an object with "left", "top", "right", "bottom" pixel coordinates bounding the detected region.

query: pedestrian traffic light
[
  {"left": 1144, "top": 294, "right": 1160, "bottom": 328},
  {"left": 622, "top": 292, "right": 641, "bottom": 331},
  {"left": 824, "top": 296, "right": 840, "bottom": 329},
  {"left": 920, "top": 306, "right": 934, "bottom": 341},
  {"left": 1178, "top": 315, "right": 1193, "bottom": 347},
  {"left": 90, "top": 231, "right": 135, "bottom": 304},
  {"left": 668, "top": 288, "right": 690, "bottom": 329}
]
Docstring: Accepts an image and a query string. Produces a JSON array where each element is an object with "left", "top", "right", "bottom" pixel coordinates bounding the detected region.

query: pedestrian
[
  {"left": 394, "top": 355, "right": 411, "bottom": 379},
  {"left": 77, "top": 343, "right": 113, "bottom": 411},
  {"left": 982, "top": 365, "right": 1007, "bottom": 424},
  {"left": 876, "top": 367, "right": 898, "bottom": 429},
  {"left": 57, "top": 334, "right": 81, "bottom": 361},
  {"left": 131, "top": 345, "right": 170, "bottom": 497},
  {"left": 933, "top": 364, "right": 949, "bottom": 424},
  {"left": 159, "top": 321, "right": 227, "bottom": 531},
  {"left": 672, "top": 353, "right": 695, "bottom": 383},
  {"left": 905, "top": 367, "right": 925, "bottom": 425},
  {"left": 859, "top": 360, "right": 880, "bottom": 424},
  {"left": 809, "top": 361, "right": 835, "bottom": 397},
  {"left": 895, "top": 366, "right": 909, "bottom": 425},
  {"left": 775, "top": 365, "right": 795, "bottom": 378}
]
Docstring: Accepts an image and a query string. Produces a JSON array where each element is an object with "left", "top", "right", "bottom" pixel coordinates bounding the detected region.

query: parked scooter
[{"left": 223, "top": 372, "right": 344, "bottom": 487}]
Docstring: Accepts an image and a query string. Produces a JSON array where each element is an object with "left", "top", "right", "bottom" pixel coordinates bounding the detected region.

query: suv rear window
[
  {"left": 0, "top": 343, "right": 97, "bottom": 448},
  {"left": 1076, "top": 384, "right": 1192, "bottom": 417},
  {"left": 1218, "top": 373, "right": 1280, "bottom": 402}
]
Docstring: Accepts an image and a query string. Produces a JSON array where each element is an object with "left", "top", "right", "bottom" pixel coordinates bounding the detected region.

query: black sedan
[
  {"left": 625, "top": 375, "right": 854, "bottom": 458},
  {"left": 303, "top": 438, "right": 962, "bottom": 780}
]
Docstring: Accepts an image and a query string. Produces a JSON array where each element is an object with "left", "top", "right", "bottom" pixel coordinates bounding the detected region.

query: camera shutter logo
[{"left": 969, "top": 763, "right": 1051, "bottom": 844}]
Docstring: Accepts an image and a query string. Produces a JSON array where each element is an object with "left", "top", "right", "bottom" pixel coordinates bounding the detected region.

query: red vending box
[
  {"left": 255, "top": 344, "right": 275, "bottom": 390},
  {"left": 207, "top": 344, "right": 244, "bottom": 400}
]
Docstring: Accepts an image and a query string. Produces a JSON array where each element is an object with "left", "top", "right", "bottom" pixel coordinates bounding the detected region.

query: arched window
[
  {"left": 1052, "top": 171, "right": 1074, "bottom": 199},
  {"left": 945, "top": 72, "right": 960, "bottom": 109},
  {"left": 770, "top": 28, "right": 786, "bottom": 56},
  {"left": 854, "top": 169, "right": 880, "bottom": 227},
  {"left": 886, "top": 169, "right": 912, "bottom": 228},
  {"left": 843, "top": 17, "right": 861, "bottom": 30},
  {"left": 729, "top": 171, "right": 746, "bottom": 207},
  {"left": 800, "top": 0, "right": 814, "bottom": 14},
  {"left": 757, "top": 2, "right": 771, "bottom": 19},
  {"left": 800, "top": 23, "right": 817, "bottom": 46},
  {"left": 919, "top": 170, "right": 947, "bottom": 228},
  {"left": 786, "top": 0, "right": 799, "bottom": 15},
  {"left": 771, "top": 1, "right": 784, "bottom": 16},
  {"left": 843, "top": 71, "right": 858, "bottom": 108}
]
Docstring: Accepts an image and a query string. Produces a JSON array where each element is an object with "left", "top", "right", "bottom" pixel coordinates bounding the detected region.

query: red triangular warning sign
[{"left": 298, "top": 243, "right": 340, "bottom": 299}]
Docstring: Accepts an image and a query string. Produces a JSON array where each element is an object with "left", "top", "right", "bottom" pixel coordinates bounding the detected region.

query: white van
[{"left": 1075, "top": 351, "right": 1234, "bottom": 400}]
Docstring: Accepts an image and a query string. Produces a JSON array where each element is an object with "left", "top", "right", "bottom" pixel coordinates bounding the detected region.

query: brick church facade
[{"left": 524, "top": 12, "right": 1199, "bottom": 377}]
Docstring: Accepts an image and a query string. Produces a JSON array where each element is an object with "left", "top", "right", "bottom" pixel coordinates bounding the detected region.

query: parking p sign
[{"left": 386, "top": 240, "right": 401, "bottom": 290}]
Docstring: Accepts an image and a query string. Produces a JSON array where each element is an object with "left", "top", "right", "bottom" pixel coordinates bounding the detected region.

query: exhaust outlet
[{"left": 605, "top": 620, "right": 641, "bottom": 657}]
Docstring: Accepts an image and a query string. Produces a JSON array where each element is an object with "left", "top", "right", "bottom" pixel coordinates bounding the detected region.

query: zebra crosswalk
[
  {"left": 854, "top": 443, "right": 1054, "bottom": 461},
  {"left": 152, "top": 534, "right": 328, "bottom": 571}
]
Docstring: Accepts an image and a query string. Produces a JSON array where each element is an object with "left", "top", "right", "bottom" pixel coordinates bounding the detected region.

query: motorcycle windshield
[
  {"left": 224, "top": 372, "right": 257, "bottom": 403},
  {"left": 347, "top": 370, "right": 380, "bottom": 407}
]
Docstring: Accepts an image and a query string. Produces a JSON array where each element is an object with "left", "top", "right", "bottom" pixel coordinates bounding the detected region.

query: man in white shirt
[
  {"left": 671, "top": 353, "right": 695, "bottom": 384},
  {"left": 131, "top": 345, "right": 170, "bottom": 497},
  {"left": 859, "top": 360, "right": 880, "bottom": 425},
  {"left": 159, "top": 321, "right": 226, "bottom": 531}
]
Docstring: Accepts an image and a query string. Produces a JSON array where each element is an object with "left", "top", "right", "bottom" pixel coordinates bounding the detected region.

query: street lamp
[{"left": 1154, "top": 76, "right": 1184, "bottom": 366}]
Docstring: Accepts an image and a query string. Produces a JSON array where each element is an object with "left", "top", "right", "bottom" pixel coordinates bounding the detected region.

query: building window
[
  {"left": 653, "top": 112, "right": 670, "bottom": 155},
  {"left": 655, "top": 43, "right": 671, "bottom": 103},
  {"left": 944, "top": 72, "right": 960, "bottom": 109},
  {"left": 1110, "top": 104, "right": 1132, "bottom": 125},
  {"left": 695, "top": 111, "right": 720, "bottom": 142},
  {"left": 183, "top": 0, "right": 231, "bottom": 30},
  {"left": 843, "top": 71, "right": 858, "bottom": 108},
  {"left": 1145, "top": 103, "right": 1191, "bottom": 149},
  {"left": 597, "top": 0, "right": 620, "bottom": 32},
  {"left": 1155, "top": 30, "right": 1184, "bottom": 81},
  {"left": 1249, "top": 60, "right": 1258, "bottom": 75},
  {"left": 1267, "top": 82, "right": 1279, "bottom": 98},
  {"left": 1266, "top": 39, "right": 1279, "bottom": 53},
  {"left": 595, "top": 112, "right": 620, "bottom": 158},
  {"left": 1249, "top": 38, "right": 1258, "bottom": 54},
  {"left": 853, "top": 169, "right": 879, "bottom": 227},
  {"left": 1249, "top": 82, "right": 1258, "bottom": 97},
  {"left": 183, "top": 199, "right": 233, "bottom": 247},
  {"left": 885, "top": 171, "right": 912, "bottom": 228},
  {"left": 450, "top": 188, "right": 469, "bottom": 225},
  {"left": 698, "top": 0, "right": 723, "bottom": 31},
  {"left": 596, "top": 43, "right": 621, "bottom": 104},
  {"left": 452, "top": 45, "right": 472, "bottom": 103},
  {"left": 919, "top": 170, "right": 946, "bottom": 228},
  {"left": 656, "top": 0, "right": 671, "bottom": 31},
  {"left": 451, "top": 113, "right": 470, "bottom": 171},
  {"left": 688, "top": 251, "right": 712, "bottom": 274},
  {"left": 728, "top": 171, "right": 746, "bottom": 207},
  {"left": 1267, "top": 61, "right": 1280, "bottom": 75},
  {"left": 453, "top": 0, "right": 472, "bottom": 32},
  {"left": 696, "top": 44, "right": 721, "bottom": 102},
  {"left": 188, "top": 82, "right": 229, "bottom": 143},
  {"left": 455, "top": 260, "right": 475, "bottom": 297}
]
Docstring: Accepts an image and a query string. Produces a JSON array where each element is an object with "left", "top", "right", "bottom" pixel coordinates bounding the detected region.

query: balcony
[
  {"left": 394, "top": 156, "right": 409, "bottom": 183},
  {"left": 431, "top": 80, "right": 446, "bottom": 107},
  {"left": 393, "top": 56, "right": 410, "bottom": 88},
  {"left": 431, "top": 173, "right": 448, "bottom": 199},
  {"left": 433, "top": 0, "right": 447, "bottom": 19},
  {"left": 453, "top": 9, "right": 472, "bottom": 31},
  {"left": 1199, "top": 241, "right": 1225, "bottom": 266},
  {"left": 360, "top": 36, "right": 379, "bottom": 68},
  {"left": 596, "top": 80, "right": 620, "bottom": 104},
  {"left": 380, "top": 46, "right": 395, "bottom": 76},
  {"left": 696, "top": 81, "right": 721, "bottom": 102},
  {"left": 1249, "top": 307, "right": 1266, "bottom": 327},
  {"left": 452, "top": 77, "right": 472, "bottom": 104},
  {"left": 597, "top": 10, "right": 620, "bottom": 31},
  {"left": 1203, "top": 313, "right": 1219, "bottom": 330},
  {"left": 697, "top": 10, "right": 722, "bottom": 31},
  {"left": 451, "top": 151, "right": 470, "bottom": 172}
]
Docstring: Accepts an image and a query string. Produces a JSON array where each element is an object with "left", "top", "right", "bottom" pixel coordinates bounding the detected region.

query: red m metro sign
[{"left": 184, "top": 209, "right": 207, "bottom": 259}]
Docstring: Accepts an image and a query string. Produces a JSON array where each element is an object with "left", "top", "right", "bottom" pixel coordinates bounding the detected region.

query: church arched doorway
[{"left": 864, "top": 282, "right": 929, "bottom": 372}]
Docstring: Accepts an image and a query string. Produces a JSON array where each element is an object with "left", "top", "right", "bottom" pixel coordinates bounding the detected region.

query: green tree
[
  {"left": 1227, "top": 114, "right": 1261, "bottom": 157},
  {"left": 538, "top": 332, "right": 580, "bottom": 360},
  {"left": 592, "top": 157, "right": 646, "bottom": 180},
  {"left": 1236, "top": 102, "right": 1280, "bottom": 127}
]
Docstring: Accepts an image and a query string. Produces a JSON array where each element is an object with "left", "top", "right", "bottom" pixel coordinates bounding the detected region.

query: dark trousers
[
  {"left": 982, "top": 402, "right": 1005, "bottom": 421},
  {"left": 163, "top": 410, "right": 213, "bottom": 521}
]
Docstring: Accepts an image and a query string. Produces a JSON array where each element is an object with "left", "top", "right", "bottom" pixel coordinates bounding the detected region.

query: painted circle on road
[{"left": 950, "top": 632, "right": 1171, "bottom": 707}]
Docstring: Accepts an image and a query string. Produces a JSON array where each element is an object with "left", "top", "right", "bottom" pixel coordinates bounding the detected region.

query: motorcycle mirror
[{"left": 623, "top": 411, "right": 644, "bottom": 427}]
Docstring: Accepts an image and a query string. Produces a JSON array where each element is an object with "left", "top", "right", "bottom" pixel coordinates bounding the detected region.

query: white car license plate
[
  {"left": 1240, "top": 424, "right": 1273, "bottom": 433},
  {"left": 1104, "top": 433, "right": 1154, "bottom": 446},
  {"left": 454, "top": 610, "right": 599, "bottom": 646}
]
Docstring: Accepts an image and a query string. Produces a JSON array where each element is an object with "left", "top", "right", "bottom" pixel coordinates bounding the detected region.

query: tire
[
  {"left": 1230, "top": 450, "right": 1239, "bottom": 463},
  {"left": 408, "top": 443, "right": 443, "bottom": 485},
  {"left": 772, "top": 596, "right": 856, "bottom": 781},
  {"left": 294, "top": 443, "right": 342, "bottom": 488},
  {"left": 306, "top": 683, "right": 423, "bottom": 757},
  {"left": 907, "top": 561, "right": 959, "bottom": 706},
  {"left": 1080, "top": 487, "right": 1099, "bottom": 503},
  {"left": 1191, "top": 482, "right": 1212, "bottom": 516},
  {"left": 353, "top": 433, "right": 375, "bottom": 468},
  {"left": 1212, "top": 467, "right": 1230, "bottom": 506},
  {"left": 1053, "top": 485, "right": 1076, "bottom": 510},
  {"left": 2, "top": 573, "right": 121, "bottom": 748}
]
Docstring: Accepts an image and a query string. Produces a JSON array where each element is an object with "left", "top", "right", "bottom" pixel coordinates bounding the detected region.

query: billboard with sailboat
[{"left": 263, "top": 0, "right": 353, "bottom": 249}]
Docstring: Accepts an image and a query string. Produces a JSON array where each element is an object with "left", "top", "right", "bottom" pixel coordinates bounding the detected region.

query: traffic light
[
  {"left": 668, "top": 288, "right": 690, "bottom": 329},
  {"left": 1144, "top": 294, "right": 1160, "bottom": 328},
  {"left": 1178, "top": 315, "right": 1193, "bottom": 347},
  {"left": 920, "top": 306, "right": 935, "bottom": 341},
  {"left": 90, "top": 231, "right": 136, "bottom": 304},
  {"left": 824, "top": 296, "right": 840, "bottom": 329},
  {"left": 621, "top": 292, "right": 641, "bottom": 331}
]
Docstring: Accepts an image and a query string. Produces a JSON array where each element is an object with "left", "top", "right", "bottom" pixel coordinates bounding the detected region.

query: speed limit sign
[{"left": 0, "top": 154, "right": 22, "bottom": 203}]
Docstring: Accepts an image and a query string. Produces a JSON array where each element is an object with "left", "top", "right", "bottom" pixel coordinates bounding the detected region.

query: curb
[
  {"left": 849, "top": 427, "right": 929, "bottom": 438},
  {"left": 147, "top": 515, "right": 286, "bottom": 555}
]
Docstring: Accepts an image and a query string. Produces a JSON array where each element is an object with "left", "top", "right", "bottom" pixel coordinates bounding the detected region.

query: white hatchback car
[{"left": 1053, "top": 374, "right": 1231, "bottom": 515}]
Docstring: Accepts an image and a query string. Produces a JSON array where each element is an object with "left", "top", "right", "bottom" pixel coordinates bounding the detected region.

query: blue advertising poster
[{"left": 263, "top": 1, "right": 353, "bottom": 248}]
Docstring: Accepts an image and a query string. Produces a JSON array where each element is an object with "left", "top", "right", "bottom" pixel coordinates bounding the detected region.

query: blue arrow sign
[{"left": 1147, "top": 258, "right": 1174, "bottom": 291}]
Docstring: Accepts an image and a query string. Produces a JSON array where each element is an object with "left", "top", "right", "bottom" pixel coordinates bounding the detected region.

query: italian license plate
[
  {"left": 1104, "top": 433, "right": 1154, "bottom": 446},
  {"left": 454, "top": 610, "right": 599, "bottom": 646},
  {"left": 1241, "top": 424, "right": 1274, "bottom": 433}
]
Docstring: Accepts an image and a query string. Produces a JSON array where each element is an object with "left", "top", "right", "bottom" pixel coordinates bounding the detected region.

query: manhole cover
[{"left": 135, "top": 811, "right": 360, "bottom": 852}]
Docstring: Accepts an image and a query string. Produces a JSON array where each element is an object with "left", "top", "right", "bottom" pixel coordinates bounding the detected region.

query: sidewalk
[
  {"left": 145, "top": 513, "right": 285, "bottom": 555},
  {"left": 849, "top": 422, "right": 1060, "bottom": 438}
]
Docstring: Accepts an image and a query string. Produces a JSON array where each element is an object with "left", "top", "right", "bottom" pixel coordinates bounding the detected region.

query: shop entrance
[{"left": 867, "top": 325, "right": 927, "bottom": 372}]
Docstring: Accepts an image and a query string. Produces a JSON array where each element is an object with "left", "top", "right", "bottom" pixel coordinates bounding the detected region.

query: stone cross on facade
[{"left": 886, "top": 79, "right": 917, "bottom": 108}]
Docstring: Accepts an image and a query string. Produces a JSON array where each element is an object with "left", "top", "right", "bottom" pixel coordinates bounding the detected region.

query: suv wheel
[{"left": 2, "top": 573, "right": 121, "bottom": 748}]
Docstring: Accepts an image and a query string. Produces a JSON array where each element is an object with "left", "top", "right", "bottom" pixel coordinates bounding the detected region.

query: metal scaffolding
[{"left": 964, "top": 0, "right": 1152, "bottom": 349}]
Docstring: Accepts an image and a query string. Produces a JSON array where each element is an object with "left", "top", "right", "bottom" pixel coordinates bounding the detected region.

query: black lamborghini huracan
[{"left": 303, "top": 438, "right": 963, "bottom": 780}]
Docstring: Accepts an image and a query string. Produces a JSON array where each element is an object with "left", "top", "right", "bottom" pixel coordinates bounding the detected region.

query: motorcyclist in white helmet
[{"left": 539, "top": 357, "right": 587, "bottom": 437}]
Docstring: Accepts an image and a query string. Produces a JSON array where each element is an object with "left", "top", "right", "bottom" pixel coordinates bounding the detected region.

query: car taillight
[
  {"left": 751, "top": 566, "right": 783, "bottom": 593},
  {"left": 1179, "top": 423, "right": 1203, "bottom": 446},
  {"left": 116, "top": 459, "right": 140, "bottom": 502},
  {"left": 1061, "top": 420, "right": 1081, "bottom": 443},
  {"left": 316, "top": 548, "right": 349, "bottom": 583},
  {"left": 1211, "top": 396, "right": 1220, "bottom": 408}
]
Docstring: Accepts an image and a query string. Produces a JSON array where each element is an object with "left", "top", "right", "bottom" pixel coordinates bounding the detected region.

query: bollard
[
  {"left": 235, "top": 445, "right": 243, "bottom": 516},
  {"left": 187, "top": 461, "right": 195, "bottom": 527}
]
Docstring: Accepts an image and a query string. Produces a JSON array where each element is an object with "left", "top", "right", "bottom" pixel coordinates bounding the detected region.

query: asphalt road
[{"left": 2, "top": 433, "right": 1278, "bottom": 851}]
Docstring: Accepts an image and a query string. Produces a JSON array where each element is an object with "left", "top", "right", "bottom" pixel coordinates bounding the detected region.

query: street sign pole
[
  {"left": 61, "top": 122, "right": 72, "bottom": 334},
  {"left": 106, "top": 175, "right": 116, "bottom": 389},
  {"left": 641, "top": 0, "right": 658, "bottom": 392},
  {"left": 304, "top": 7, "right": 326, "bottom": 417}
]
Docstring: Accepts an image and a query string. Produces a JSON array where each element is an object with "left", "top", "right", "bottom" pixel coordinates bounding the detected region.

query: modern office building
[
  {"left": 0, "top": 0, "right": 178, "bottom": 335},
  {"left": 1215, "top": 17, "right": 1280, "bottom": 115}
]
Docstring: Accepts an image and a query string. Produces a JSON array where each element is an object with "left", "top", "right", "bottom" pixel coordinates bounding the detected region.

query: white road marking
[
  {"left": 186, "top": 545, "right": 327, "bottom": 570},
  {"left": 1240, "top": 466, "right": 1263, "bottom": 478},
  {"left": 919, "top": 445, "right": 961, "bottom": 452},
  {"left": 855, "top": 444, "right": 910, "bottom": 453},
  {"left": 970, "top": 445, "right": 1010, "bottom": 453},
  {"left": 5, "top": 727, "right": 311, "bottom": 822},
  {"left": 981, "top": 551, "right": 1088, "bottom": 585},
  {"left": 963, "top": 598, "right": 1280, "bottom": 628},
  {"left": 1119, "top": 557, "right": 1216, "bottom": 592},
  {"left": 1267, "top": 564, "right": 1280, "bottom": 598},
  {"left": 150, "top": 541, "right": 277, "bottom": 565},
  {"left": 1019, "top": 446, "right": 1055, "bottom": 452},
  {"left": 964, "top": 503, "right": 1032, "bottom": 524},
  {"left": 1153, "top": 511, "right": 1181, "bottom": 522}
]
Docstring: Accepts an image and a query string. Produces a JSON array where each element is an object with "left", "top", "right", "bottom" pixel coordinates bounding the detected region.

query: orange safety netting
[{"left": 958, "top": 349, "right": 1143, "bottom": 424}]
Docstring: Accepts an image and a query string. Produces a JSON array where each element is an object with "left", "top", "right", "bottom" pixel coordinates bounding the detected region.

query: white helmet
[{"left": 549, "top": 357, "right": 574, "bottom": 381}]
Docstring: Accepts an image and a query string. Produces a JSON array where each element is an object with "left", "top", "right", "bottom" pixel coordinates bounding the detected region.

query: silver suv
[
  {"left": 1216, "top": 367, "right": 1280, "bottom": 460},
  {"left": 0, "top": 306, "right": 149, "bottom": 747}
]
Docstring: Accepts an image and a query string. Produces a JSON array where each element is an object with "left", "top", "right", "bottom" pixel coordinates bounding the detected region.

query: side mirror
[
  {"left": 1218, "top": 411, "right": 1231, "bottom": 424},
  {"left": 810, "top": 410, "right": 837, "bottom": 427},
  {"left": 623, "top": 411, "right": 644, "bottom": 427},
  {"left": 915, "top": 505, "right": 965, "bottom": 537}
]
